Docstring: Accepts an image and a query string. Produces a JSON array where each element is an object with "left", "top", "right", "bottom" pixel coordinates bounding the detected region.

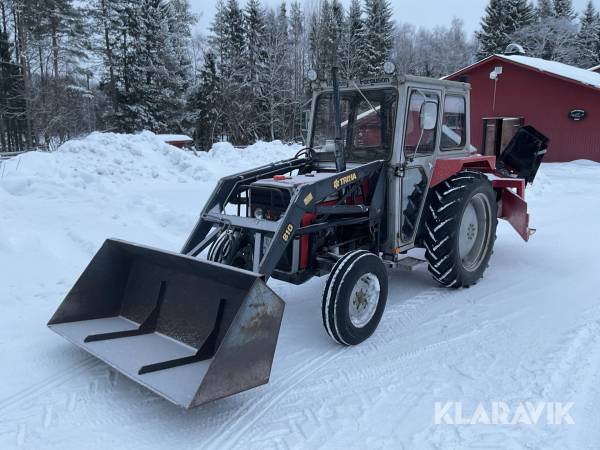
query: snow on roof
[
  {"left": 156, "top": 134, "right": 193, "bottom": 142},
  {"left": 445, "top": 54, "right": 600, "bottom": 91},
  {"left": 589, "top": 64, "right": 600, "bottom": 72},
  {"left": 497, "top": 54, "right": 600, "bottom": 90}
]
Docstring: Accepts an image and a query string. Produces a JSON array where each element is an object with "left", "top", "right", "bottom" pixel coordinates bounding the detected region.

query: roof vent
[{"left": 505, "top": 43, "right": 526, "bottom": 56}]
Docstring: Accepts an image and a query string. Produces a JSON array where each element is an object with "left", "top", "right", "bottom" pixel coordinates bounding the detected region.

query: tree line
[
  {"left": 0, "top": 0, "right": 599, "bottom": 153},
  {"left": 477, "top": 0, "right": 600, "bottom": 68}
]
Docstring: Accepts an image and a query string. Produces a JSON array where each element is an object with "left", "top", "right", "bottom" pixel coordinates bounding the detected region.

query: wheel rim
[
  {"left": 458, "top": 192, "right": 492, "bottom": 271},
  {"left": 348, "top": 273, "right": 380, "bottom": 328}
]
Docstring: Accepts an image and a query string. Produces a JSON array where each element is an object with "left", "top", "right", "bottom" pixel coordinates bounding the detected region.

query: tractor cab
[
  {"left": 305, "top": 74, "right": 475, "bottom": 256},
  {"left": 306, "top": 74, "right": 473, "bottom": 169}
]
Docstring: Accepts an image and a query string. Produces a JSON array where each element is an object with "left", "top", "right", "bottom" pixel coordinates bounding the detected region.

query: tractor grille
[{"left": 249, "top": 186, "right": 292, "bottom": 221}]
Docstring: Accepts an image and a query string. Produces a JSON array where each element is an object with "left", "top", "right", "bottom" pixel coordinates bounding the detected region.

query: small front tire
[{"left": 322, "top": 250, "right": 388, "bottom": 346}]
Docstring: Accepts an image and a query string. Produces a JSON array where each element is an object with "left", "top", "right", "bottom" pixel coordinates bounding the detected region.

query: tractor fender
[
  {"left": 429, "top": 156, "right": 533, "bottom": 242},
  {"left": 429, "top": 155, "right": 496, "bottom": 188}
]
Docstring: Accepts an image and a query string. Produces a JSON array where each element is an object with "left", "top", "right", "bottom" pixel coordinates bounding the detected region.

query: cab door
[{"left": 398, "top": 88, "right": 441, "bottom": 245}]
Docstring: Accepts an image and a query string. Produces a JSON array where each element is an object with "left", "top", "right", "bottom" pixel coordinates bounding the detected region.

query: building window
[{"left": 441, "top": 95, "right": 466, "bottom": 150}]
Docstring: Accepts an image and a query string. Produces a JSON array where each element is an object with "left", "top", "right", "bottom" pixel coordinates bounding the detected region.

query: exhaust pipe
[
  {"left": 48, "top": 239, "right": 285, "bottom": 408},
  {"left": 331, "top": 66, "right": 346, "bottom": 173}
]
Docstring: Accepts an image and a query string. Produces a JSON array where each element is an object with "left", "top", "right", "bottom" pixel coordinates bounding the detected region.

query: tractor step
[{"left": 394, "top": 256, "right": 427, "bottom": 271}]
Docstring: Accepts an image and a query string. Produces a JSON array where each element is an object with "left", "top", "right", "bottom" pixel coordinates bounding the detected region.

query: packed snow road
[{"left": 1, "top": 133, "right": 600, "bottom": 449}]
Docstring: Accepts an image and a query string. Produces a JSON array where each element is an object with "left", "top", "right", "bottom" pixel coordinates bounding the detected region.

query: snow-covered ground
[{"left": 1, "top": 132, "right": 600, "bottom": 449}]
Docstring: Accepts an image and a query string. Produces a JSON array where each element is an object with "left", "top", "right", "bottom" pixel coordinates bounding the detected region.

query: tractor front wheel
[
  {"left": 322, "top": 250, "right": 388, "bottom": 345},
  {"left": 423, "top": 171, "right": 498, "bottom": 288}
]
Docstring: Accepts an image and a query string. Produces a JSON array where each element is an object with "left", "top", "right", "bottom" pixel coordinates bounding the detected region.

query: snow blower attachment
[{"left": 48, "top": 239, "right": 284, "bottom": 408}]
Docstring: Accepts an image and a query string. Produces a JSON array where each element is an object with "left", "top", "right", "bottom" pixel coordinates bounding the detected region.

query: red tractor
[{"left": 48, "top": 67, "right": 548, "bottom": 408}]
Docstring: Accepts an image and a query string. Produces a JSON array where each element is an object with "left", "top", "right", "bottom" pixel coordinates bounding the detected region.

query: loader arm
[
  {"left": 182, "top": 156, "right": 311, "bottom": 256},
  {"left": 258, "top": 161, "right": 386, "bottom": 278}
]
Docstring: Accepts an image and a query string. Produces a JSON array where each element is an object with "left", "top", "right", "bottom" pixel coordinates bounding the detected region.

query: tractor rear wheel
[
  {"left": 322, "top": 250, "right": 388, "bottom": 345},
  {"left": 423, "top": 171, "right": 498, "bottom": 288}
]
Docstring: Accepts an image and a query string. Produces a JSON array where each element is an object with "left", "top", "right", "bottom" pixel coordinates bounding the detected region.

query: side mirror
[{"left": 419, "top": 101, "right": 438, "bottom": 131}]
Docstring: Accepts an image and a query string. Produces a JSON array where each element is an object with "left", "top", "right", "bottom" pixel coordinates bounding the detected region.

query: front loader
[{"left": 49, "top": 66, "right": 548, "bottom": 408}]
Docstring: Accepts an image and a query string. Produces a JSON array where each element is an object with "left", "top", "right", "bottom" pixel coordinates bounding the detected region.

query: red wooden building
[
  {"left": 156, "top": 134, "right": 194, "bottom": 149},
  {"left": 446, "top": 54, "right": 600, "bottom": 162}
]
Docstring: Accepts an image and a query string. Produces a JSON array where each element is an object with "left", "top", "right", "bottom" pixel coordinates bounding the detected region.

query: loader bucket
[{"left": 48, "top": 239, "right": 285, "bottom": 408}]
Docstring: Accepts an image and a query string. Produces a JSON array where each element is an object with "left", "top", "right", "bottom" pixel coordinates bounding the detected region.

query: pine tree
[
  {"left": 186, "top": 50, "right": 221, "bottom": 149},
  {"left": 554, "top": 0, "right": 577, "bottom": 19},
  {"left": 244, "top": 0, "right": 266, "bottom": 84},
  {"left": 101, "top": 0, "right": 193, "bottom": 133},
  {"left": 509, "top": 0, "right": 536, "bottom": 29},
  {"left": 0, "top": 29, "right": 26, "bottom": 151},
  {"left": 223, "top": 0, "right": 245, "bottom": 80},
  {"left": 243, "top": 0, "right": 268, "bottom": 139},
  {"left": 289, "top": 1, "right": 306, "bottom": 141},
  {"left": 340, "top": 0, "right": 365, "bottom": 80},
  {"left": 320, "top": 0, "right": 337, "bottom": 71},
  {"left": 575, "top": 0, "right": 600, "bottom": 68},
  {"left": 212, "top": 0, "right": 247, "bottom": 143},
  {"left": 477, "top": 0, "right": 509, "bottom": 58},
  {"left": 477, "top": 0, "right": 534, "bottom": 58},
  {"left": 362, "top": 0, "right": 394, "bottom": 76},
  {"left": 261, "top": 3, "right": 293, "bottom": 140},
  {"left": 537, "top": 0, "right": 554, "bottom": 18},
  {"left": 210, "top": 0, "right": 228, "bottom": 65}
]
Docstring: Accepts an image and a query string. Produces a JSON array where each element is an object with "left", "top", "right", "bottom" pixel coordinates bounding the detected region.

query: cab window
[
  {"left": 404, "top": 90, "right": 439, "bottom": 157},
  {"left": 311, "top": 89, "right": 398, "bottom": 162},
  {"left": 441, "top": 95, "right": 466, "bottom": 150}
]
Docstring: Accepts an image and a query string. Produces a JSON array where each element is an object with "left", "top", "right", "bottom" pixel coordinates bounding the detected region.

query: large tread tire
[
  {"left": 423, "top": 171, "right": 498, "bottom": 288},
  {"left": 322, "top": 250, "right": 388, "bottom": 346}
]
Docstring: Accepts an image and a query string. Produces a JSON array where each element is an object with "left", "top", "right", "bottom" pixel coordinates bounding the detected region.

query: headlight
[
  {"left": 254, "top": 208, "right": 264, "bottom": 220},
  {"left": 307, "top": 69, "right": 318, "bottom": 81},
  {"left": 383, "top": 61, "right": 396, "bottom": 75}
]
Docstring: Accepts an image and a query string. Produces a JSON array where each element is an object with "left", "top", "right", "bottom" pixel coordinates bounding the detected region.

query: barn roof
[
  {"left": 445, "top": 54, "right": 600, "bottom": 91},
  {"left": 590, "top": 64, "right": 600, "bottom": 73},
  {"left": 156, "top": 134, "right": 193, "bottom": 143}
]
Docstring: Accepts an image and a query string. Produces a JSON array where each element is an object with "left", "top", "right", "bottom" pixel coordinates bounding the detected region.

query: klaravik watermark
[{"left": 434, "top": 402, "right": 575, "bottom": 426}]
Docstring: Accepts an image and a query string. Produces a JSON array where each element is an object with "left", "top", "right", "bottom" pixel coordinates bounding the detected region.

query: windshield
[{"left": 310, "top": 88, "right": 398, "bottom": 163}]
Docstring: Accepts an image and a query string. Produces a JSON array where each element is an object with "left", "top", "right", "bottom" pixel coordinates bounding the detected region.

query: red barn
[
  {"left": 446, "top": 54, "right": 600, "bottom": 162},
  {"left": 591, "top": 64, "right": 600, "bottom": 74}
]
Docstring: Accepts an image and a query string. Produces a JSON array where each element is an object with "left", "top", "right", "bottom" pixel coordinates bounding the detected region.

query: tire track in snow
[
  {"left": 211, "top": 293, "right": 513, "bottom": 449},
  {"left": 228, "top": 326, "right": 495, "bottom": 449},
  {"left": 0, "top": 356, "right": 99, "bottom": 416},
  {"left": 204, "top": 346, "right": 352, "bottom": 450},
  {"left": 203, "top": 284, "right": 456, "bottom": 449}
]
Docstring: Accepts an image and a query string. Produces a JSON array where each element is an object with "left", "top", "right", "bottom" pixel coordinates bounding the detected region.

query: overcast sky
[{"left": 190, "top": 0, "right": 591, "bottom": 37}]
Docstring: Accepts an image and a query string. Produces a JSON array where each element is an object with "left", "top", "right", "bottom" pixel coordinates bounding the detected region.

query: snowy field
[{"left": 1, "top": 133, "right": 600, "bottom": 449}]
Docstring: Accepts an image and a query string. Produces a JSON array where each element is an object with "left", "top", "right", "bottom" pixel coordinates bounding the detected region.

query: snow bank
[
  {"left": 0, "top": 132, "right": 299, "bottom": 286},
  {"left": 0, "top": 131, "right": 299, "bottom": 197}
]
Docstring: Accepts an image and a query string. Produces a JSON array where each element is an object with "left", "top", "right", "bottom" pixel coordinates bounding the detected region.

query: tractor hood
[{"left": 250, "top": 171, "right": 334, "bottom": 191}]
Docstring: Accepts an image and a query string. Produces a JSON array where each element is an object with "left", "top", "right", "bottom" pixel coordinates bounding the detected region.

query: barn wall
[{"left": 450, "top": 59, "right": 600, "bottom": 162}]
